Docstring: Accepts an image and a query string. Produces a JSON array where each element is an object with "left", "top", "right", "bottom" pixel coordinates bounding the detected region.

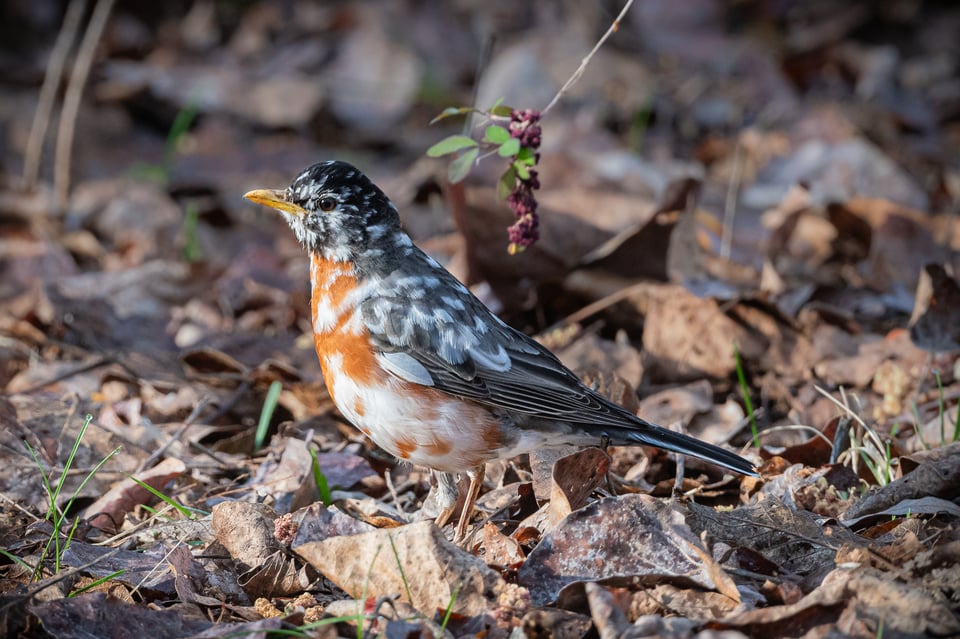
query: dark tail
[{"left": 610, "top": 420, "right": 759, "bottom": 477}]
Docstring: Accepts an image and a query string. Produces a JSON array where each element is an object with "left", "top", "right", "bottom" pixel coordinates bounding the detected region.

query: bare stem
[
  {"left": 720, "top": 139, "right": 744, "bottom": 260},
  {"left": 541, "top": 0, "right": 636, "bottom": 116},
  {"left": 23, "top": 0, "right": 88, "bottom": 190},
  {"left": 54, "top": 0, "right": 115, "bottom": 213}
]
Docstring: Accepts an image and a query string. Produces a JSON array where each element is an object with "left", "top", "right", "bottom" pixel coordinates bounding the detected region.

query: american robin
[{"left": 245, "top": 161, "right": 758, "bottom": 540}]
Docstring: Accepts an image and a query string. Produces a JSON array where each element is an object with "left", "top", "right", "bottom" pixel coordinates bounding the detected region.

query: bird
[{"left": 245, "top": 160, "right": 759, "bottom": 541}]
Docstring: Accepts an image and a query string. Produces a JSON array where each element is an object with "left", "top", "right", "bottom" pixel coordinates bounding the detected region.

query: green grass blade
[
  {"left": 935, "top": 370, "right": 946, "bottom": 444},
  {"left": 439, "top": 585, "right": 460, "bottom": 634},
  {"left": 733, "top": 342, "right": 760, "bottom": 448},
  {"left": 310, "top": 447, "right": 332, "bottom": 506},
  {"left": 387, "top": 533, "right": 413, "bottom": 604},
  {"left": 69, "top": 570, "right": 126, "bottom": 597},
  {"left": 127, "top": 475, "right": 205, "bottom": 519},
  {"left": 255, "top": 381, "right": 283, "bottom": 452}
]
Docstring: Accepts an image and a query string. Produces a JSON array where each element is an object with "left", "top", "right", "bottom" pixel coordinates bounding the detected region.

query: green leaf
[
  {"left": 497, "top": 166, "right": 517, "bottom": 200},
  {"left": 448, "top": 147, "right": 479, "bottom": 183},
  {"left": 483, "top": 125, "right": 510, "bottom": 144},
  {"left": 514, "top": 161, "right": 530, "bottom": 181},
  {"left": 489, "top": 97, "right": 504, "bottom": 111},
  {"left": 427, "top": 135, "right": 478, "bottom": 157},
  {"left": 516, "top": 146, "right": 537, "bottom": 165},
  {"left": 498, "top": 138, "right": 520, "bottom": 157},
  {"left": 429, "top": 106, "right": 476, "bottom": 125},
  {"left": 490, "top": 104, "right": 514, "bottom": 117}
]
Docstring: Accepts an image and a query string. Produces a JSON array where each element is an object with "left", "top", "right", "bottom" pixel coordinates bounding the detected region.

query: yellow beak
[{"left": 243, "top": 188, "right": 306, "bottom": 216}]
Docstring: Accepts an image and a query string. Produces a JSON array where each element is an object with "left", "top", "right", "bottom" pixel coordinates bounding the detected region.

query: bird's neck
[{"left": 308, "top": 252, "right": 365, "bottom": 338}]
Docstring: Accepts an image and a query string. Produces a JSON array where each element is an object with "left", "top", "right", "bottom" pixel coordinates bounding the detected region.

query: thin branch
[
  {"left": 54, "top": 0, "right": 115, "bottom": 213},
  {"left": 552, "top": 280, "right": 651, "bottom": 328},
  {"left": 135, "top": 398, "right": 212, "bottom": 473},
  {"left": 23, "top": 0, "right": 88, "bottom": 189},
  {"left": 542, "top": 0, "right": 636, "bottom": 115}
]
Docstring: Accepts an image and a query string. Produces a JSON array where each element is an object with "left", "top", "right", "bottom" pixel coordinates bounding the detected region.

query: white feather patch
[
  {"left": 377, "top": 351, "right": 435, "bottom": 386},
  {"left": 470, "top": 343, "right": 512, "bottom": 372}
]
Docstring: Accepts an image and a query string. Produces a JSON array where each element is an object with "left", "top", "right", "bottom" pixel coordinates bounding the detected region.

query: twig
[
  {"left": 23, "top": 0, "right": 88, "bottom": 189},
  {"left": 542, "top": 0, "right": 636, "bottom": 115},
  {"left": 54, "top": 0, "right": 115, "bottom": 213},
  {"left": 383, "top": 469, "right": 408, "bottom": 522},
  {"left": 0, "top": 491, "right": 41, "bottom": 522},
  {"left": 4, "top": 546, "right": 124, "bottom": 606},
  {"left": 135, "top": 398, "right": 212, "bottom": 473},
  {"left": 720, "top": 139, "right": 744, "bottom": 260},
  {"left": 552, "top": 281, "right": 650, "bottom": 328}
]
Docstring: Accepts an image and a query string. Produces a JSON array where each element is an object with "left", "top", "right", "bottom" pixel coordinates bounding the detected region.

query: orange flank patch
[
  {"left": 393, "top": 435, "right": 418, "bottom": 460},
  {"left": 353, "top": 397, "right": 366, "bottom": 417},
  {"left": 425, "top": 435, "right": 453, "bottom": 457},
  {"left": 481, "top": 418, "right": 504, "bottom": 451}
]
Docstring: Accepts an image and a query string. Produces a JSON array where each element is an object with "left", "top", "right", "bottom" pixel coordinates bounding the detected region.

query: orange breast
[
  {"left": 307, "top": 253, "right": 508, "bottom": 472},
  {"left": 309, "top": 254, "right": 378, "bottom": 404}
]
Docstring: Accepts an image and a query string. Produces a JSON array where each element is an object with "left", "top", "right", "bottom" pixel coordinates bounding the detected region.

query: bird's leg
[
  {"left": 431, "top": 470, "right": 461, "bottom": 528},
  {"left": 453, "top": 465, "right": 485, "bottom": 543}
]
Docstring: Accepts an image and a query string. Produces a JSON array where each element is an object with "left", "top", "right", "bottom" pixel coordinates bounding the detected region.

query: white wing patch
[
  {"left": 469, "top": 343, "right": 512, "bottom": 372},
  {"left": 378, "top": 351, "right": 435, "bottom": 386}
]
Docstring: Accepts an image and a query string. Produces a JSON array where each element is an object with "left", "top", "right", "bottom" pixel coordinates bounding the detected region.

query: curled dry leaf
[
  {"left": 518, "top": 494, "right": 740, "bottom": 606},
  {"left": 841, "top": 441, "right": 960, "bottom": 524},
  {"left": 909, "top": 263, "right": 960, "bottom": 353},
  {"left": 211, "top": 501, "right": 309, "bottom": 597},
  {"left": 546, "top": 447, "right": 611, "bottom": 525},
  {"left": 481, "top": 522, "right": 526, "bottom": 568},
  {"left": 583, "top": 582, "right": 630, "bottom": 638},
  {"left": 521, "top": 447, "right": 611, "bottom": 533},
  {"left": 718, "top": 566, "right": 960, "bottom": 637}
]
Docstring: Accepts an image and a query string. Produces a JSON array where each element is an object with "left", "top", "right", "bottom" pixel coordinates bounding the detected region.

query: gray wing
[
  {"left": 359, "top": 261, "right": 761, "bottom": 478},
  {"left": 359, "top": 269, "right": 633, "bottom": 428}
]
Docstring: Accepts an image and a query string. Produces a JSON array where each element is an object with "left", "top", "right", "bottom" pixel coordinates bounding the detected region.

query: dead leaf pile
[{"left": 2, "top": 1, "right": 960, "bottom": 638}]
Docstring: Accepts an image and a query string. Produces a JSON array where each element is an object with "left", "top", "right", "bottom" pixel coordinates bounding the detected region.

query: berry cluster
[
  {"left": 508, "top": 108, "right": 542, "bottom": 148},
  {"left": 506, "top": 109, "right": 542, "bottom": 253}
]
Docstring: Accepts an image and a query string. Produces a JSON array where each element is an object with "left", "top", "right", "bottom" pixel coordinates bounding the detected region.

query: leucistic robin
[{"left": 245, "top": 161, "right": 758, "bottom": 540}]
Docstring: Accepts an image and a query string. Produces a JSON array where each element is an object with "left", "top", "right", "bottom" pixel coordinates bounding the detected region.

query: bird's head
[{"left": 245, "top": 161, "right": 400, "bottom": 263}]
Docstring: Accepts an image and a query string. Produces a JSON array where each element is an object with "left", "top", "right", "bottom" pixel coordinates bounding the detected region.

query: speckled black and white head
[{"left": 245, "top": 160, "right": 401, "bottom": 264}]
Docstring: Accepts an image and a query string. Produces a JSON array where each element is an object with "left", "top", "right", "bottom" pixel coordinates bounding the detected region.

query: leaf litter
[{"left": 1, "top": 2, "right": 960, "bottom": 638}]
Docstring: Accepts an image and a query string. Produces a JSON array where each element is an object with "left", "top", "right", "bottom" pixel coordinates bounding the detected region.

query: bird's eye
[{"left": 318, "top": 196, "right": 338, "bottom": 212}]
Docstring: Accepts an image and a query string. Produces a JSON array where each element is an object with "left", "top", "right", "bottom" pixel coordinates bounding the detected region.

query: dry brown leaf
[
  {"left": 841, "top": 441, "right": 960, "bottom": 524},
  {"left": 718, "top": 566, "right": 960, "bottom": 637},
  {"left": 481, "top": 522, "right": 526, "bottom": 568},
  {"left": 211, "top": 501, "right": 308, "bottom": 597},
  {"left": 909, "top": 263, "right": 960, "bottom": 353},
  {"left": 83, "top": 457, "right": 186, "bottom": 532},
  {"left": 518, "top": 494, "right": 739, "bottom": 606},
  {"left": 28, "top": 593, "right": 213, "bottom": 638},
  {"left": 687, "top": 497, "right": 857, "bottom": 578},
  {"left": 294, "top": 521, "right": 507, "bottom": 616}
]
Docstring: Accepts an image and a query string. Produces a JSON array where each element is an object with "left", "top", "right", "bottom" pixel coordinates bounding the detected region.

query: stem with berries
[{"left": 505, "top": 109, "right": 541, "bottom": 254}]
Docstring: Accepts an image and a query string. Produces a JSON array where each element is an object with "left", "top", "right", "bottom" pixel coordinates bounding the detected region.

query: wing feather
[{"left": 360, "top": 275, "right": 637, "bottom": 428}]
